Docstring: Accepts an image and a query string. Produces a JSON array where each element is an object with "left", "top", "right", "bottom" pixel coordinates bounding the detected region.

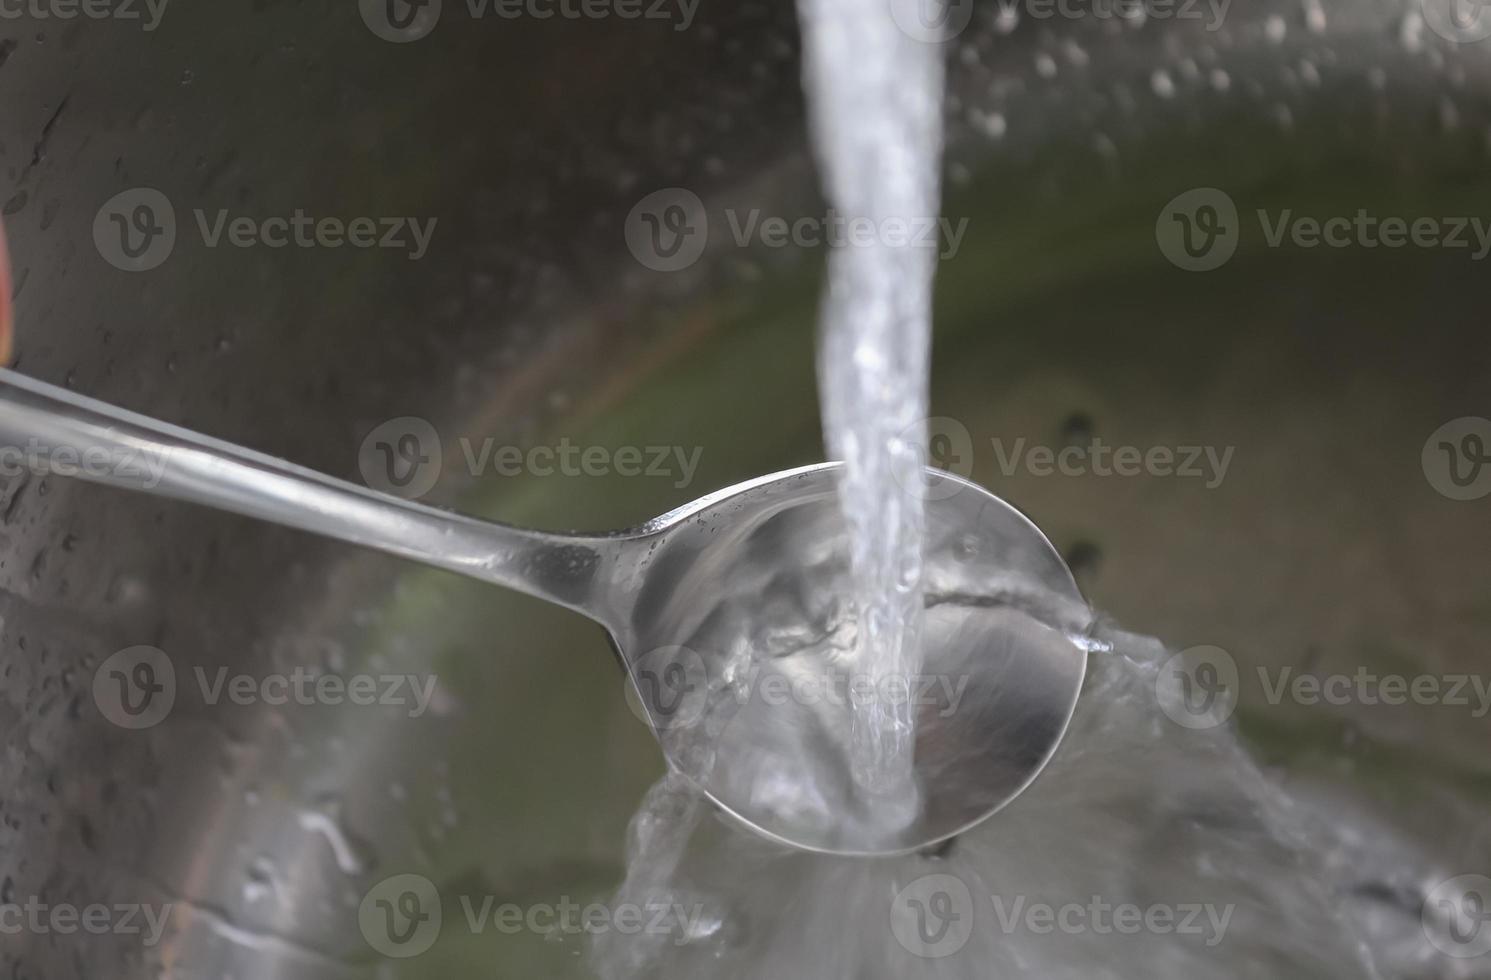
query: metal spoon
[{"left": 0, "top": 367, "right": 1088, "bottom": 856}]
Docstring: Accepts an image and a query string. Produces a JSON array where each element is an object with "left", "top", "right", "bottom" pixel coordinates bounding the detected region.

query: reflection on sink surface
[{"left": 2, "top": 0, "right": 1490, "bottom": 977}]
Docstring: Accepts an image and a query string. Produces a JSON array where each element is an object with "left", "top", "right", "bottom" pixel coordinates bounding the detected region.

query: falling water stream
[{"left": 800, "top": 0, "right": 945, "bottom": 818}]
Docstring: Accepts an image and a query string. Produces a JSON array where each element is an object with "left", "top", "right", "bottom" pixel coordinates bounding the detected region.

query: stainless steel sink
[{"left": 1, "top": 0, "right": 1489, "bottom": 976}]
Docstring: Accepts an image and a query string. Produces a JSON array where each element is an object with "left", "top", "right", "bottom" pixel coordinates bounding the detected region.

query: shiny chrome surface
[
  {"left": 2, "top": 0, "right": 1491, "bottom": 977},
  {"left": 0, "top": 366, "right": 1086, "bottom": 855}
]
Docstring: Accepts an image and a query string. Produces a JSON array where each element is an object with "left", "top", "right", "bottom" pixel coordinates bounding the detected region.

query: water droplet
[
  {"left": 297, "top": 803, "right": 376, "bottom": 876},
  {"left": 1400, "top": 11, "right": 1425, "bottom": 52},
  {"left": 1440, "top": 97, "right": 1460, "bottom": 130},
  {"left": 242, "top": 858, "right": 278, "bottom": 904},
  {"left": 1302, "top": 0, "right": 1326, "bottom": 32},
  {"left": 969, "top": 109, "right": 1006, "bottom": 139}
]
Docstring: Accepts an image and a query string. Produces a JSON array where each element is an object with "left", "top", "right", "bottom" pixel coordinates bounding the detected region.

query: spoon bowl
[
  {"left": 0, "top": 368, "right": 1088, "bottom": 855},
  {"left": 617, "top": 464, "right": 1089, "bottom": 855}
]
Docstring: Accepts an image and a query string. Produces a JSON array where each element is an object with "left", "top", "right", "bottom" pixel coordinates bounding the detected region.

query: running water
[
  {"left": 798, "top": 0, "right": 946, "bottom": 815},
  {"left": 591, "top": 5, "right": 1463, "bottom": 979},
  {"left": 593, "top": 624, "right": 1440, "bottom": 980}
]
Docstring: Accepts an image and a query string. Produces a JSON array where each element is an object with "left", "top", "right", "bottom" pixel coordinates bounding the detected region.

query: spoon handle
[{"left": 0, "top": 368, "right": 627, "bottom": 623}]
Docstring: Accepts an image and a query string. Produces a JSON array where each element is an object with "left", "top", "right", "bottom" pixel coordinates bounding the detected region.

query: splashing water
[
  {"left": 594, "top": 626, "right": 1443, "bottom": 979},
  {"left": 799, "top": 0, "right": 946, "bottom": 815}
]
